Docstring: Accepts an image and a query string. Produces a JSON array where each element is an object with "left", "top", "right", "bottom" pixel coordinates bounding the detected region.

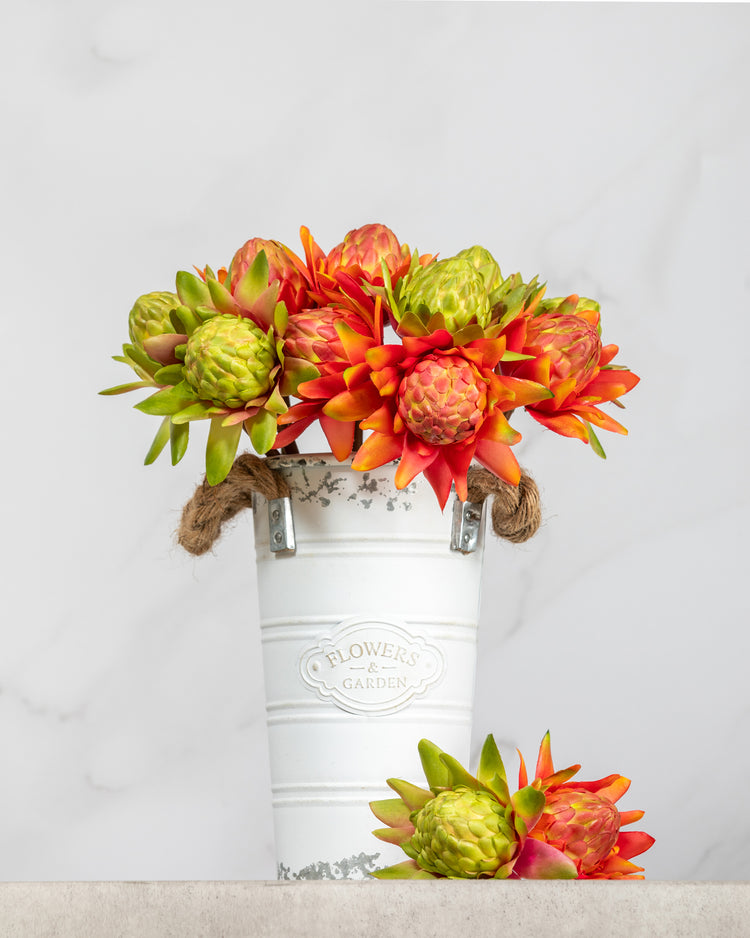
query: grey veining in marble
[{"left": 1, "top": 1, "right": 748, "bottom": 882}]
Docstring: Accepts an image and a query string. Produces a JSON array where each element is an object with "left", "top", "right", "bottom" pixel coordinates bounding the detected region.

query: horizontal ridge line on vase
[
  {"left": 258, "top": 615, "right": 482, "bottom": 630},
  {"left": 265, "top": 707, "right": 473, "bottom": 725},
  {"left": 272, "top": 782, "right": 412, "bottom": 795},
  {"left": 264, "top": 699, "right": 474, "bottom": 713},
  {"left": 261, "top": 630, "right": 479, "bottom": 648},
  {"left": 256, "top": 536, "right": 479, "bottom": 550}
]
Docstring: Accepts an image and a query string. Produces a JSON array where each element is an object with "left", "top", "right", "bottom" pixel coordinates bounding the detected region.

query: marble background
[{"left": 2, "top": 0, "right": 748, "bottom": 882}]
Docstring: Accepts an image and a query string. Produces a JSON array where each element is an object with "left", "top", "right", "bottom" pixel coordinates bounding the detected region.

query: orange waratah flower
[
  {"left": 501, "top": 296, "right": 639, "bottom": 456},
  {"left": 299, "top": 224, "right": 433, "bottom": 311},
  {"left": 327, "top": 325, "right": 551, "bottom": 508},
  {"left": 274, "top": 294, "right": 385, "bottom": 460},
  {"left": 228, "top": 237, "right": 311, "bottom": 315},
  {"left": 518, "top": 732, "right": 655, "bottom": 880}
]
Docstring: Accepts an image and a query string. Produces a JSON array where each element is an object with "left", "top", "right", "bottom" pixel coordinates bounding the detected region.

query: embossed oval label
[{"left": 299, "top": 617, "right": 445, "bottom": 715}]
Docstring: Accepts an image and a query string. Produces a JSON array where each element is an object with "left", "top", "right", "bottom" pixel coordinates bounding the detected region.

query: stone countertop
[{"left": 1, "top": 882, "right": 748, "bottom": 938}]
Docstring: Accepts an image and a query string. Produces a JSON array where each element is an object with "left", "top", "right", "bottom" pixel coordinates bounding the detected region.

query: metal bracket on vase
[
  {"left": 450, "top": 499, "right": 483, "bottom": 554},
  {"left": 268, "top": 497, "right": 296, "bottom": 553}
]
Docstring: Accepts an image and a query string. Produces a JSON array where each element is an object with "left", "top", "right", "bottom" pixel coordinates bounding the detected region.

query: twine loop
[
  {"left": 466, "top": 466, "right": 542, "bottom": 544},
  {"left": 177, "top": 455, "right": 541, "bottom": 555},
  {"left": 177, "top": 454, "right": 289, "bottom": 556}
]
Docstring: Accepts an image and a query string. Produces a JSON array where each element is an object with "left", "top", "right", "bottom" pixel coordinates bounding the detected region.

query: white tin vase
[{"left": 252, "top": 454, "right": 487, "bottom": 879}]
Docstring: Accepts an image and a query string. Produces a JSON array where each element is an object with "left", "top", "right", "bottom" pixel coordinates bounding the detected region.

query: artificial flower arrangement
[
  {"left": 370, "top": 733, "right": 655, "bottom": 880},
  {"left": 101, "top": 223, "right": 639, "bottom": 507}
]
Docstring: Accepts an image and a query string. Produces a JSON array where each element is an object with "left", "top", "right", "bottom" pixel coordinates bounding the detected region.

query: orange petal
[
  {"left": 495, "top": 375, "right": 554, "bottom": 409},
  {"left": 527, "top": 409, "right": 590, "bottom": 442},
  {"left": 361, "top": 403, "right": 396, "bottom": 435},
  {"left": 571, "top": 404, "right": 628, "bottom": 435},
  {"left": 273, "top": 418, "right": 314, "bottom": 448},
  {"left": 366, "top": 343, "right": 406, "bottom": 372},
  {"left": 618, "top": 810, "right": 645, "bottom": 827},
  {"left": 442, "top": 443, "right": 476, "bottom": 502},
  {"left": 581, "top": 369, "right": 639, "bottom": 402},
  {"left": 343, "top": 361, "right": 372, "bottom": 389},
  {"left": 298, "top": 371, "right": 346, "bottom": 401},
  {"left": 394, "top": 434, "right": 438, "bottom": 489},
  {"left": 573, "top": 774, "right": 630, "bottom": 803},
  {"left": 481, "top": 409, "right": 522, "bottom": 446},
  {"left": 473, "top": 437, "right": 521, "bottom": 486},
  {"left": 351, "top": 432, "right": 404, "bottom": 472},
  {"left": 324, "top": 383, "right": 381, "bottom": 421},
  {"left": 422, "top": 458, "right": 454, "bottom": 509},
  {"left": 517, "top": 750, "right": 528, "bottom": 789},
  {"left": 320, "top": 415, "right": 355, "bottom": 461},
  {"left": 599, "top": 344, "right": 620, "bottom": 367},
  {"left": 534, "top": 731, "right": 555, "bottom": 780},
  {"left": 615, "top": 831, "right": 655, "bottom": 861},
  {"left": 337, "top": 322, "right": 377, "bottom": 364}
]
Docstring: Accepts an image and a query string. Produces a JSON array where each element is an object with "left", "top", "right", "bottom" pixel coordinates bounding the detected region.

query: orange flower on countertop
[{"left": 518, "top": 732, "right": 655, "bottom": 879}]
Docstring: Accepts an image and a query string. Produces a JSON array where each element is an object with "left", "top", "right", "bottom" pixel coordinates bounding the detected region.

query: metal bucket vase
[{"left": 252, "top": 455, "right": 487, "bottom": 879}]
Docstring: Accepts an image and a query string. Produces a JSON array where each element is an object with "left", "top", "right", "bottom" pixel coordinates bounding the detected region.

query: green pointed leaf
[
  {"left": 418, "top": 739, "right": 452, "bottom": 791},
  {"left": 370, "top": 798, "right": 412, "bottom": 829},
  {"left": 170, "top": 304, "right": 205, "bottom": 337},
  {"left": 134, "top": 381, "right": 197, "bottom": 416},
  {"left": 273, "top": 299, "right": 288, "bottom": 336},
  {"left": 207, "top": 276, "right": 240, "bottom": 315},
  {"left": 279, "top": 359, "right": 319, "bottom": 397},
  {"left": 244, "top": 284, "right": 280, "bottom": 331},
  {"left": 386, "top": 778, "right": 433, "bottom": 813},
  {"left": 196, "top": 304, "right": 219, "bottom": 324},
  {"left": 122, "top": 343, "right": 159, "bottom": 378},
  {"left": 264, "top": 383, "right": 289, "bottom": 416},
  {"left": 247, "top": 250, "right": 270, "bottom": 297},
  {"left": 144, "top": 416, "right": 171, "bottom": 465},
  {"left": 170, "top": 420, "right": 189, "bottom": 465},
  {"left": 511, "top": 784, "right": 546, "bottom": 832},
  {"left": 99, "top": 380, "right": 151, "bottom": 396},
  {"left": 371, "top": 826, "right": 413, "bottom": 846},
  {"left": 176, "top": 271, "right": 212, "bottom": 310},
  {"left": 396, "top": 311, "right": 430, "bottom": 338},
  {"left": 451, "top": 324, "right": 485, "bottom": 347},
  {"left": 248, "top": 407, "right": 278, "bottom": 454},
  {"left": 500, "top": 350, "right": 535, "bottom": 362},
  {"left": 369, "top": 861, "right": 436, "bottom": 880},
  {"left": 484, "top": 772, "right": 511, "bottom": 806},
  {"left": 477, "top": 734, "right": 507, "bottom": 789},
  {"left": 171, "top": 401, "right": 215, "bottom": 424},
  {"left": 585, "top": 420, "right": 607, "bottom": 459},
  {"left": 381, "top": 260, "right": 403, "bottom": 322},
  {"left": 439, "top": 753, "right": 482, "bottom": 791},
  {"left": 153, "top": 364, "right": 186, "bottom": 386},
  {"left": 205, "top": 417, "right": 242, "bottom": 485}
]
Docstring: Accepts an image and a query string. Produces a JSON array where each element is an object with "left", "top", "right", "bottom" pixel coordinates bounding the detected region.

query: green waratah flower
[
  {"left": 128, "top": 291, "right": 180, "bottom": 350},
  {"left": 454, "top": 245, "right": 502, "bottom": 295},
  {"left": 183, "top": 314, "right": 277, "bottom": 408},
  {"left": 408, "top": 786, "right": 519, "bottom": 877},
  {"left": 403, "top": 257, "right": 491, "bottom": 333}
]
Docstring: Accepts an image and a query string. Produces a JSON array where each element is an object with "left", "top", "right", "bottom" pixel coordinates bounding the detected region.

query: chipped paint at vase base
[{"left": 253, "top": 455, "right": 486, "bottom": 879}]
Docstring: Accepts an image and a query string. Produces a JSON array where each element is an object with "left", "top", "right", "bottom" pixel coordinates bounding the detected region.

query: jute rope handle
[
  {"left": 177, "top": 455, "right": 541, "bottom": 556},
  {"left": 466, "top": 466, "right": 542, "bottom": 544}
]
